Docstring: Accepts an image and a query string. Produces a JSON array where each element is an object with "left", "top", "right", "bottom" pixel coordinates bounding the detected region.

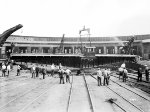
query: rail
[
  {"left": 89, "top": 73, "right": 145, "bottom": 112},
  {"left": 67, "top": 74, "right": 74, "bottom": 112},
  {"left": 0, "top": 77, "right": 55, "bottom": 112},
  {"left": 83, "top": 74, "right": 94, "bottom": 112},
  {"left": 67, "top": 73, "right": 94, "bottom": 112},
  {"left": 18, "top": 79, "right": 58, "bottom": 112},
  {"left": 111, "top": 73, "right": 150, "bottom": 94}
]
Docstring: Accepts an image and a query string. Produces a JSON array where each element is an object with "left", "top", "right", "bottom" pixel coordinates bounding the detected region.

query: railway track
[
  {"left": 1, "top": 66, "right": 149, "bottom": 112},
  {"left": 110, "top": 78, "right": 150, "bottom": 101},
  {"left": 17, "top": 79, "right": 58, "bottom": 112},
  {"left": 110, "top": 73, "right": 150, "bottom": 94},
  {"left": 67, "top": 73, "right": 74, "bottom": 112},
  {"left": 111, "top": 71, "right": 150, "bottom": 85},
  {"left": 0, "top": 76, "right": 30, "bottom": 89},
  {"left": 121, "top": 73, "right": 149, "bottom": 84},
  {"left": 83, "top": 74, "right": 94, "bottom": 112},
  {"left": 85, "top": 66, "right": 150, "bottom": 94},
  {"left": 0, "top": 77, "right": 46, "bottom": 96},
  {"left": 98, "top": 64, "right": 150, "bottom": 83},
  {"left": 85, "top": 75, "right": 128, "bottom": 112},
  {"left": 89, "top": 73, "right": 150, "bottom": 112},
  {"left": 110, "top": 65, "right": 150, "bottom": 83},
  {"left": 0, "top": 77, "right": 57, "bottom": 112},
  {"left": 109, "top": 79, "right": 150, "bottom": 112},
  {"left": 0, "top": 75, "right": 36, "bottom": 96},
  {"left": 0, "top": 75, "right": 26, "bottom": 82},
  {"left": 0, "top": 82, "right": 26, "bottom": 95},
  {"left": 67, "top": 74, "right": 94, "bottom": 112},
  {"left": 0, "top": 70, "right": 30, "bottom": 82}
]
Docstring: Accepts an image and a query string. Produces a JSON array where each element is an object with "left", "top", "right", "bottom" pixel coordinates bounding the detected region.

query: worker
[
  {"left": 121, "top": 62, "right": 126, "bottom": 68},
  {"left": 65, "top": 67, "right": 71, "bottom": 83},
  {"left": 118, "top": 67, "right": 124, "bottom": 80},
  {"left": 145, "top": 65, "right": 149, "bottom": 82},
  {"left": 31, "top": 64, "right": 36, "bottom": 78},
  {"left": 107, "top": 68, "right": 111, "bottom": 85},
  {"left": 58, "top": 68, "right": 65, "bottom": 84},
  {"left": 7, "top": 63, "right": 11, "bottom": 77},
  {"left": 41, "top": 65, "right": 46, "bottom": 79},
  {"left": 123, "top": 68, "right": 128, "bottom": 82},
  {"left": 96, "top": 68, "right": 103, "bottom": 86},
  {"left": 103, "top": 68, "right": 108, "bottom": 86},
  {"left": 35, "top": 64, "right": 40, "bottom": 78},
  {"left": 2, "top": 63, "right": 6, "bottom": 77},
  {"left": 16, "top": 65, "right": 21, "bottom": 76},
  {"left": 137, "top": 68, "right": 142, "bottom": 82},
  {"left": 51, "top": 63, "right": 55, "bottom": 77},
  {"left": 59, "top": 63, "right": 62, "bottom": 69}
]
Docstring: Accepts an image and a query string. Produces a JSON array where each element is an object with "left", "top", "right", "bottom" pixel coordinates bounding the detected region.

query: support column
[
  {"left": 39, "top": 47, "right": 43, "bottom": 53},
  {"left": 27, "top": 47, "right": 31, "bottom": 53},
  {"left": 104, "top": 46, "right": 106, "bottom": 54},
  {"left": 72, "top": 46, "right": 74, "bottom": 54},
  {"left": 114, "top": 46, "right": 118, "bottom": 54}
]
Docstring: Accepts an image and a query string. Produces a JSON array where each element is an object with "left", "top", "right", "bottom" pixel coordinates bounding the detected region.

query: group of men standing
[
  {"left": 58, "top": 67, "right": 71, "bottom": 84},
  {"left": 30, "top": 63, "right": 72, "bottom": 84},
  {"left": 1, "top": 63, "right": 11, "bottom": 77},
  {"left": 96, "top": 68, "right": 111, "bottom": 86},
  {"left": 1, "top": 61, "right": 73, "bottom": 84},
  {"left": 118, "top": 63, "right": 128, "bottom": 82},
  {"left": 30, "top": 64, "right": 53, "bottom": 79},
  {"left": 118, "top": 67, "right": 128, "bottom": 82},
  {"left": 137, "top": 65, "right": 149, "bottom": 82},
  {"left": 118, "top": 62, "right": 150, "bottom": 82},
  {"left": 30, "top": 64, "right": 39, "bottom": 78}
]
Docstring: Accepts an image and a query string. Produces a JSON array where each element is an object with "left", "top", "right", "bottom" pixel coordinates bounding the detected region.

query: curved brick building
[{"left": 0, "top": 34, "right": 150, "bottom": 67}]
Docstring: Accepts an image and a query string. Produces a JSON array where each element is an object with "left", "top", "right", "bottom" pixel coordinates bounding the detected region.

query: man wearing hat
[
  {"left": 96, "top": 68, "right": 102, "bottom": 86},
  {"left": 58, "top": 68, "right": 65, "bottom": 84}
]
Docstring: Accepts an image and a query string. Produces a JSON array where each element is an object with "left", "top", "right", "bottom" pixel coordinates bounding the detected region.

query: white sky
[{"left": 0, "top": 0, "right": 150, "bottom": 37}]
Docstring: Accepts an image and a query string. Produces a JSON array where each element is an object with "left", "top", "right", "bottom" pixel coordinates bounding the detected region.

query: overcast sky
[{"left": 0, "top": 0, "right": 150, "bottom": 37}]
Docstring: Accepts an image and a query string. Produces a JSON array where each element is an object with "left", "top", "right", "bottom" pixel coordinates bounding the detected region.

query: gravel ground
[
  {"left": 24, "top": 82, "right": 71, "bottom": 112},
  {"left": 1, "top": 65, "right": 150, "bottom": 112}
]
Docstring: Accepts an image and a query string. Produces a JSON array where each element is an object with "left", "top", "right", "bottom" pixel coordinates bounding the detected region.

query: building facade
[
  {"left": 0, "top": 34, "right": 150, "bottom": 66},
  {"left": 2, "top": 35, "right": 126, "bottom": 56}
]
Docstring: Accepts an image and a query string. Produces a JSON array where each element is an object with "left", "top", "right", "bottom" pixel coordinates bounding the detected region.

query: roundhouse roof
[{"left": 6, "top": 34, "right": 150, "bottom": 43}]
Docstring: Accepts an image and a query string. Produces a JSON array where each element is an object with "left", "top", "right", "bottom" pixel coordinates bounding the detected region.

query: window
[
  {"left": 69, "top": 49, "right": 71, "bottom": 53},
  {"left": 107, "top": 49, "right": 108, "bottom": 54},
  {"left": 65, "top": 49, "right": 67, "bottom": 53},
  {"left": 99, "top": 49, "right": 101, "bottom": 54},
  {"left": 113, "top": 49, "right": 115, "bottom": 54}
]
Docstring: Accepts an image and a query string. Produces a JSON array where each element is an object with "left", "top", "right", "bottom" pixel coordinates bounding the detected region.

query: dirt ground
[{"left": 1, "top": 65, "right": 150, "bottom": 112}]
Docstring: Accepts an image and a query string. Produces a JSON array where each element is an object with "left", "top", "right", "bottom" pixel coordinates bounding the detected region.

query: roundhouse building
[{"left": 0, "top": 34, "right": 150, "bottom": 67}]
